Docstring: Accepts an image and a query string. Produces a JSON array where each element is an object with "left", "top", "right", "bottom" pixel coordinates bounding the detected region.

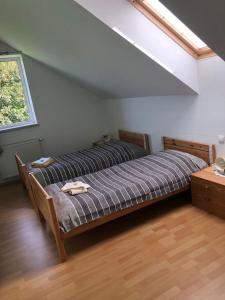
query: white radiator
[{"left": 0, "top": 138, "right": 42, "bottom": 181}]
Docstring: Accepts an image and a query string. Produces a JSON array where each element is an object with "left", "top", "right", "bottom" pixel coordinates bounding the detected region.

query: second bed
[{"left": 15, "top": 130, "right": 150, "bottom": 209}]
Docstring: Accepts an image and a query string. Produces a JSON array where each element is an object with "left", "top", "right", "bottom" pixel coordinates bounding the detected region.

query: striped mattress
[
  {"left": 45, "top": 150, "right": 207, "bottom": 233},
  {"left": 29, "top": 140, "right": 146, "bottom": 187}
]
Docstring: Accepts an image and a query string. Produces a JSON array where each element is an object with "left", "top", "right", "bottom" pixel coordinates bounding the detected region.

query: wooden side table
[{"left": 191, "top": 167, "right": 225, "bottom": 219}]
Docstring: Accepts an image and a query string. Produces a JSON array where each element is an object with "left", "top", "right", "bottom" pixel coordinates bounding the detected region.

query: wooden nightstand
[{"left": 191, "top": 167, "right": 225, "bottom": 219}]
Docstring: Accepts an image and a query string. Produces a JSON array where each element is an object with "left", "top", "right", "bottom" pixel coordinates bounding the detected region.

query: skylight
[
  {"left": 144, "top": 0, "right": 207, "bottom": 49},
  {"left": 130, "top": 0, "right": 214, "bottom": 59}
]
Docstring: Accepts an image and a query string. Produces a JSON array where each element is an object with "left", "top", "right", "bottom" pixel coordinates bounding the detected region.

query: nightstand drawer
[{"left": 192, "top": 179, "right": 225, "bottom": 219}]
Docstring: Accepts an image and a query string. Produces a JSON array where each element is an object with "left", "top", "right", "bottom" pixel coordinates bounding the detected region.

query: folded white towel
[
  {"left": 61, "top": 181, "right": 90, "bottom": 194},
  {"left": 69, "top": 187, "right": 88, "bottom": 195}
]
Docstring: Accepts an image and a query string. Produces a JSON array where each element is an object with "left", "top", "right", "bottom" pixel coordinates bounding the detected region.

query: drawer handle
[{"left": 205, "top": 185, "right": 209, "bottom": 189}]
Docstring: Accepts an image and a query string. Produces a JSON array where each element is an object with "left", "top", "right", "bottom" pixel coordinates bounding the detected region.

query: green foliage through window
[{"left": 0, "top": 60, "right": 29, "bottom": 125}]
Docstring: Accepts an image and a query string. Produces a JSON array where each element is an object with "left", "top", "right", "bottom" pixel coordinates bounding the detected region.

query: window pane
[
  {"left": 145, "top": 0, "right": 207, "bottom": 49},
  {"left": 0, "top": 60, "right": 29, "bottom": 126}
]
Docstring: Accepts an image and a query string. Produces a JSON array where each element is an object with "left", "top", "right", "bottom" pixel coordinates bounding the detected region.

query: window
[
  {"left": 130, "top": 0, "right": 215, "bottom": 59},
  {"left": 0, "top": 54, "right": 37, "bottom": 132}
]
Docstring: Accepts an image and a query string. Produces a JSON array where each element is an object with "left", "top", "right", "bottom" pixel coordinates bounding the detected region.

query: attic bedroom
[{"left": 1, "top": 0, "right": 225, "bottom": 299}]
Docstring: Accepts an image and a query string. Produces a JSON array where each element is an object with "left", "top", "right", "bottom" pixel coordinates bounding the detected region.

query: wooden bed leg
[
  {"left": 55, "top": 236, "right": 67, "bottom": 262},
  {"left": 30, "top": 173, "right": 68, "bottom": 262},
  {"left": 37, "top": 209, "right": 46, "bottom": 224},
  {"left": 15, "top": 154, "right": 39, "bottom": 212},
  {"left": 48, "top": 197, "right": 68, "bottom": 262},
  {"left": 26, "top": 177, "right": 39, "bottom": 213}
]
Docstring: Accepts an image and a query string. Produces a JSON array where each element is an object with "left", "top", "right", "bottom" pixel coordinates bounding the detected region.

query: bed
[
  {"left": 15, "top": 130, "right": 150, "bottom": 210},
  {"left": 29, "top": 137, "right": 215, "bottom": 262}
]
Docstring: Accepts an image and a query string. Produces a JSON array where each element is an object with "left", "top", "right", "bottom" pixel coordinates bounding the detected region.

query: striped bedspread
[
  {"left": 29, "top": 140, "right": 146, "bottom": 187},
  {"left": 45, "top": 150, "right": 207, "bottom": 233}
]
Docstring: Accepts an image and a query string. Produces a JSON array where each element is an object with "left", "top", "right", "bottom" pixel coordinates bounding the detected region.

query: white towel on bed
[{"left": 61, "top": 181, "right": 90, "bottom": 195}]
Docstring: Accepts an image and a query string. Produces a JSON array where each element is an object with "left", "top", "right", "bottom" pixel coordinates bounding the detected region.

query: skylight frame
[{"left": 129, "top": 0, "right": 215, "bottom": 59}]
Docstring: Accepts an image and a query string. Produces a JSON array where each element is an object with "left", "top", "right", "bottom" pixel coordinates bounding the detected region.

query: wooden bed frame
[
  {"left": 28, "top": 137, "right": 215, "bottom": 262},
  {"left": 163, "top": 137, "right": 216, "bottom": 165},
  {"left": 15, "top": 130, "right": 150, "bottom": 212},
  {"left": 118, "top": 129, "right": 150, "bottom": 154}
]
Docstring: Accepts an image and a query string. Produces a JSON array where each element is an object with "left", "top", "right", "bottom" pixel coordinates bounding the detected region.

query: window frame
[
  {"left": 0, "top": 54, "right": 37, "bottom": 133},
  {"left": 129, "top": 0, "right": 215, "bottom": 59}
]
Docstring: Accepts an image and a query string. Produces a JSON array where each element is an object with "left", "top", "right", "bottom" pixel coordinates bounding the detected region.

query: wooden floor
[{"left": 1, "top": 183, "right": 225, "bottom": 299}]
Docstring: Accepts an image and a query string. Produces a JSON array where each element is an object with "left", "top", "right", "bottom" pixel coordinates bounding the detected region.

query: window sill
[{"left": 0, "top": 122, "right": 39, "bottom": 134}]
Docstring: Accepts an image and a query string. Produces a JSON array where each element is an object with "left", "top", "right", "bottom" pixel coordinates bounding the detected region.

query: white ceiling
[
  {"left": 0, "top": 0, "right": 196, "bottom": 98},
  {"left": 161, "top": 0, "right": 225, "bottom": 61}
]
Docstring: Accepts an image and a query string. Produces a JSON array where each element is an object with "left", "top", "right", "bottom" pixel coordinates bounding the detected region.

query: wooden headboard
[
  {"left": 163, "top": 137, "right": 216, "bottom": 165},
  {"left": 119, "top": 130, "right": 150, "bottom": 154}
]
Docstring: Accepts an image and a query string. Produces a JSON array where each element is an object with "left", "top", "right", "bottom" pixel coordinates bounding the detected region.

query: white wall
[
  {"left": 76, "top": 0, "right": 199, "bottom": 93},
  {"left": 0, "top": 46, "right": 108, "bottom": 181},
  {"left": 104, "top": 56, "right": 225, "bottom": 156},
  {"left": 1, "top": 42, "right": 224, "bottom": 181}
]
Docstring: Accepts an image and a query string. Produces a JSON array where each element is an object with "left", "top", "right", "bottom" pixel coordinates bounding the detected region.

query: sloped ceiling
[
  {"left": 161, "top": 0, "right": 224, "bottom": 61},
  {"left": 0, "top": 0, "right": 196, "bottom": 98}
]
